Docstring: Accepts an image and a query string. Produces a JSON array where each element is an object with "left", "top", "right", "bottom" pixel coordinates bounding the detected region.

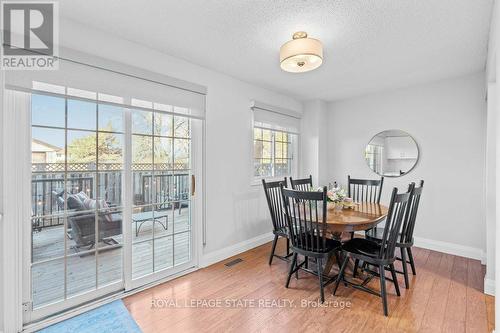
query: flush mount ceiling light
[{"left": 280, "top": 31, "right": 323, "bottom": 73}]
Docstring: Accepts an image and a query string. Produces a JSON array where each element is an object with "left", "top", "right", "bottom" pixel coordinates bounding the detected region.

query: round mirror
[{"left": 365, "top": 130, "right": 419, "bottom": 177}]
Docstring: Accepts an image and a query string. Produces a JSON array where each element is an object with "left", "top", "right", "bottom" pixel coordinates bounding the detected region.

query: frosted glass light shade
[{"left": 280, "top": 32, "right": 323, "bottom": 73}]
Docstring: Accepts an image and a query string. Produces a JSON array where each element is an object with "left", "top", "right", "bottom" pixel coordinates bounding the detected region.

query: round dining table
[{"left": 326, "top": 202, "right": 388, "bottom": 234}]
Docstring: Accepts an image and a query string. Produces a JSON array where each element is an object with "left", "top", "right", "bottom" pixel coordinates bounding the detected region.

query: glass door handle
[{"left": 191, "top": 175, "right": 196, "bottom": 196}]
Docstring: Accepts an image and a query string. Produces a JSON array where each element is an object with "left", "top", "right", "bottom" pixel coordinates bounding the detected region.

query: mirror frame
[{"left": 364, "top": 129, "right": 420, "bottom": 178}]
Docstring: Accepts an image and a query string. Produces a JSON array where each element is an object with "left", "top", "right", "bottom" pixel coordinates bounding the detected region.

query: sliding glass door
[{"left": 14, "top": 81, "right": 202, "bottom": 323}]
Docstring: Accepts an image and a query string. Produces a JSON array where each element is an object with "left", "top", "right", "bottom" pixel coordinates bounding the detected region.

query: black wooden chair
[
  {"left": 262, "top": 178, "right": 292, "bottom": 265},
  {"left": 347, "top": 175, "right": 384, "bottom": 239},
  {"left": 281, "top": 186, "right": 342, "bottom": 303},
  {"left": 347, "top": 175, "right": 384, "bottom": 203},
  {"left": 365, "top": 180, "right": 424, "bottom": 289},
  {"left": 333, "top": 185, "right": 413, "bottom": 316},
  {"left": 289, "top": 175, "right": 313, "bottom": 191},
  {"left": 289, "top": 175, "right": 314, "bottom": 269}
]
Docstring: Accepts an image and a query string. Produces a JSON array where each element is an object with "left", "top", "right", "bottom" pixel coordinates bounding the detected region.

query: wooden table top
[{"left": 326, "top": 202, "right": 388, "bottom": 233}]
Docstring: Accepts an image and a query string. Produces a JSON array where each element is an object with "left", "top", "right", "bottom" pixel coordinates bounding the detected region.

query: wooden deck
[
  {"left": 124, "top": 239, "right": 495, "bottom": 333},
  {"left": 31, "top": 208, "right": 191, "bottom": 308}
]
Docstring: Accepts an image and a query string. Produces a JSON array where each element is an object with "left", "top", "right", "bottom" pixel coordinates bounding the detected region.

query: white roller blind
[
  {"left": 5, "top": 48, "right": 206, "bottom": 119},
  {"left": 251, "top": 101, "right": 301, "bottom": 134}
]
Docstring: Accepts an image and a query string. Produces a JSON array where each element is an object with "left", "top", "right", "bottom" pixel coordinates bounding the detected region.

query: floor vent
[{"left": 225, "top": 258, "right": 243, "bottom": 267}]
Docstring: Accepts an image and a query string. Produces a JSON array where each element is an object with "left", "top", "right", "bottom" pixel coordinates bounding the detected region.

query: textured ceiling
[{"left": 59, "top": 0, "right": 493, "bottom": 101}]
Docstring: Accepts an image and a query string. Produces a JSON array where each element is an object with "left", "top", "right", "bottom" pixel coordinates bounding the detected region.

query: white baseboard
[
  {"left": 413, "top": 236, "right": 486, "bottom": 263},
  {"left": 484, "top": 277, "right": 495, "bottom": 296},
  {"left": 201, "top": 234, "right": 487, "bottom": 264},
  {"left": 356, "top": 233, "right": 487, "bottom": 263},
  {"left": 200, "top": 232, "right": 274, "bottom": 268}
]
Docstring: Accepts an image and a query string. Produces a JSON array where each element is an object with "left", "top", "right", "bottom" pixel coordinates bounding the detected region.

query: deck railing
[{"left": 31, "top": 163, "right": 190, "bottom": 230}]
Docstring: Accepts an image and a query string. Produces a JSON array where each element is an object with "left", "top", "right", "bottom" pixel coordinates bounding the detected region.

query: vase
[{"left": 328, "top": 202, "right": 343, "bottom": 212}]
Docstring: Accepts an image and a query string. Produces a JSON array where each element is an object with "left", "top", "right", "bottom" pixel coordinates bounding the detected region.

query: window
[
  {"left": 254, "top": 128, "right": 295, "bottom": 178},
  {"left": 254, "top": 128, "right": 295, "bottom": 179},
  {"left": 251, "top": 101, "right": 300, "bottom": 181}
]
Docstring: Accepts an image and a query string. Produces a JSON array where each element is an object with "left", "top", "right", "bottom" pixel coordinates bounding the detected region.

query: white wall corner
[
  {"left": 300, "top": 99, "right": 328, "bottom": 185},
  {"left": 199, "top": 232, "right": 274, "bottom": 268},
  {"left": 415, "top": 237, "right": 494, "bottom": 295},
  {"left": 484, "top": 276, "right": 495, "bottom": 296},
  {"left": 486, "top": 0, "right": 497, "bottom": 83}
]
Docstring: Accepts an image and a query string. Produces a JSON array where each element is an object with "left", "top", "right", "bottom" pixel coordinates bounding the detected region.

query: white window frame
[
  {"left": 252, "top": 126, "right": 298, "bottom": 185},
  {"left": 250, "top": 100, "right": 301, "bottom": 186}
]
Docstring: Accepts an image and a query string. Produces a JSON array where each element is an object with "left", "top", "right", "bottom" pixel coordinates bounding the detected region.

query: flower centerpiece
[
  {"left": 326, "top": 187, "right": 347, "bottom": 204},
  {"left": 318, "top": 186, "right": 355, "bottom": 210}
]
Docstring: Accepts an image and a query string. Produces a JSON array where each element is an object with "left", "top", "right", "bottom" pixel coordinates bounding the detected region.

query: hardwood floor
[{"left": 124, "top": 239, "right": 495, "bottom": 333}]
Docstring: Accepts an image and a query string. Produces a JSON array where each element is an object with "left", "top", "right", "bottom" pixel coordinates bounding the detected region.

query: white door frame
[
  {"left": 2, "top": 88, "right": 31, "bottom": 333},
  {"left": 2, "top": 90, "right": 205, "bottom": 330}
]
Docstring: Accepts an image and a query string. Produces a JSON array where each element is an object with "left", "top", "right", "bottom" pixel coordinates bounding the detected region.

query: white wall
[
  {"left": 51, "top": 20, "right": 303, "bottom": 256},
  {"left": 326, "top": 72, "right": 487, "bottom": 253},
  {"left": 300, "top": 100, "right": 329, "bottom": 186}
]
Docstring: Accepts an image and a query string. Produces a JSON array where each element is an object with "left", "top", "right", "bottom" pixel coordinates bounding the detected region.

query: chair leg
[
  {"left": 333, "top": 255, "right": 349, "bottom": 295},
  {"left": 349, "top": 231, "right": 354, "bottom": 239},
  {"left": 353, "top": 258, "right": 360, "bottom": 278},
  {"left": 286, "top": 253, "right": 297, "bottom": 288},
  {"left": 335, "top": 252, "right": 342, "bottom": 271},
  {"left": 269, "top": 235, "right": 278, "bottom": 265},
  {"left": 317, "top": 258, "right": 325, "bottom": 303},
  {"left": 379, "top": 265, "right": 388, "bottom": 316},
  {"left": 400, "top": 247, "right": 410, "bottom": 289},
  {"left": 407, "top": 247, "right": 416, "bottom": 275},
  {"left": 390, "top": 264, "right": 400, "bottom": 296},
  {"left": 305, "top": 256, "right": 309, "bottom": 269}
]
